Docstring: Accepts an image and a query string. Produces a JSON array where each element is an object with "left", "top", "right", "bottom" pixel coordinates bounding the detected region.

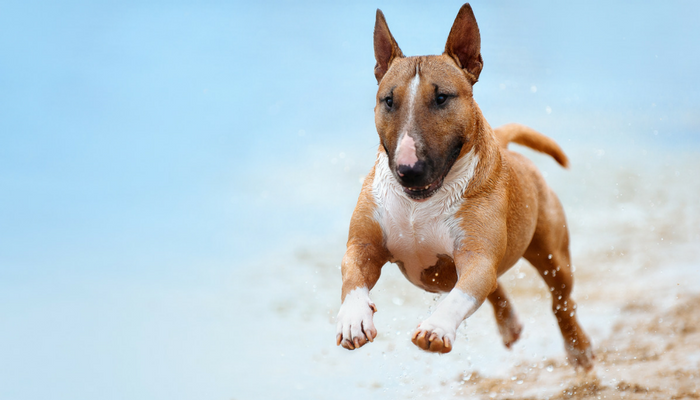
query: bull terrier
[{"left": 335, "top": 3, "right": 594, "bottom": 370}]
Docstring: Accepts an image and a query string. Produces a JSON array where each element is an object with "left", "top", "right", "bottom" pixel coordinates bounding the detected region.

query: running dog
[{"left": 335, "top": 3, "right": 593, "bottom": 370}]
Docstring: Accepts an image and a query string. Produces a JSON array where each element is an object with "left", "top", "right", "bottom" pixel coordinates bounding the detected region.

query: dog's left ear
[{"left": 444, "top": 3, "right": 483, "bottom": 84}]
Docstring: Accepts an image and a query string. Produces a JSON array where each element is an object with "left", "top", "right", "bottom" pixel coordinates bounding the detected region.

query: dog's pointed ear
[
  {"left": 374, "top": 9, "right": 404, "bottom": 83},
  {"left": 444, "top": 3, "right": 483, "bottom": 84}
]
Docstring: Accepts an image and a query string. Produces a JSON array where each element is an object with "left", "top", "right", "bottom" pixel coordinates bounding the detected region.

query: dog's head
[{"left": 373, "top": 4, "right": 483, "bottom": 201}]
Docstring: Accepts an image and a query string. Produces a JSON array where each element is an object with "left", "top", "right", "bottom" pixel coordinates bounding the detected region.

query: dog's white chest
[
  {"left": 380, "top": 197, "right": 455, "bottom": 282},
  {"left": 371, "top": 151, "right": 479, "bottom": 286}
]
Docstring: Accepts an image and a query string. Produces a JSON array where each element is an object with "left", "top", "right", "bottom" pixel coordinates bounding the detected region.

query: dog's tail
[{"left": 494, "top": 123, "right": 569, "bottom": 168}]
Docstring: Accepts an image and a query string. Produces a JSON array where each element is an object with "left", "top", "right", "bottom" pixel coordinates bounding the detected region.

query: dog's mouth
[
  {"left": 401, "top": 144, "right": 463, "bottom": 201},
  {"left": 402, "top": 176, "right": 445, "bottom": 201}
]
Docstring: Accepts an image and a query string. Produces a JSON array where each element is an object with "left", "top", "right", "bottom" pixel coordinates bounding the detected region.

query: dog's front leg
[
  {"left": 336, "top": 238, "right": 389, "bottom": 350},
  {"left": 412, "top": 251, "right": 498, "bottom": 353}
]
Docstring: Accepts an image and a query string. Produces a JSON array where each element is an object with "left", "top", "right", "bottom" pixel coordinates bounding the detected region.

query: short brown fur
[{"left": 337, "top": 3, "right": 593, "bottom": 371}]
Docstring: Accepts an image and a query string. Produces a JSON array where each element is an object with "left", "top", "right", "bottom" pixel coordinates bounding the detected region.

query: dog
[{"left": 335, "top": 3, "right": 594, "bottom": 370}]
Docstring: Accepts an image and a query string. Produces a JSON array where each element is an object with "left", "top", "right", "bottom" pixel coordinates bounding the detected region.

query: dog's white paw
[
  {"left": 411, "top": 319, "right": 455, "bottom": 353},
  {"left": 335, "top": 287, "right": 377, "bottom": 350},
  {"left": 411, "top": 289, "right": 478, "bottom": 353}
]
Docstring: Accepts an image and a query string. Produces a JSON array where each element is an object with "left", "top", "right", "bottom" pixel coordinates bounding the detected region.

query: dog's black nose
[{"left": 397, "top": 161, "right": 428, "bottom": 187}]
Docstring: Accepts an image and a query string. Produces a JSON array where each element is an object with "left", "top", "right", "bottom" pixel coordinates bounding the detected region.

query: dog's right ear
[{"left": 374, "top": 9, "right": 404, "bottom": 84}]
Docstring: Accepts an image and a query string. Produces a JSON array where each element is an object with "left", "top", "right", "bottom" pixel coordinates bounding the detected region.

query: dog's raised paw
[
  {"left": 335, "top": 288, "right": 378, "bottom": 350},
  {"left": 411, "top": 322, "right": 455, "bottom": 353}
]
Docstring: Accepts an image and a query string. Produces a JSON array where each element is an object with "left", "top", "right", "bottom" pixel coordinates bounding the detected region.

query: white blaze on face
[{"left": 395, "top": 67, "right": 421, "bottom": 169}]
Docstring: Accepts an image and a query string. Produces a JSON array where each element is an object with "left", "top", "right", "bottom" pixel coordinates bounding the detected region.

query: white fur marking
[
  {"left": 336, "top": 287, "right": 377, "bottom": 346},
  {"left": 431, "top": 289, "right": 479, "bottom": 325},
  {"left": 416, "top": 289, "right": 478, "bottom": 345},
  {"left": 407, "top": 67, "right": 421, "bottom": 104},
  {"left": 372, "top": 148, "right": 480, "bottom": 288},
  {"left": 394, "top": 68, "right": 421, "bottom": 168}
]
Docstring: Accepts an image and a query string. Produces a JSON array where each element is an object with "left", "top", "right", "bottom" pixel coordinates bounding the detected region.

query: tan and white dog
[{"left": 335, "top": 4, "right": 594, "bottom": 370}]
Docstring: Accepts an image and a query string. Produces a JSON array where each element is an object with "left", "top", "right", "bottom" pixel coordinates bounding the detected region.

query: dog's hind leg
[
  {"left": 524, "top": 198, "right": 594, "bottom": 370},
  {"left": 487, "top": 282, "right": 522, "bottom": 349}
]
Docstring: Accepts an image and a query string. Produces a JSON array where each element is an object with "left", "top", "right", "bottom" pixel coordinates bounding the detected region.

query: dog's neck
[{"left": 458, "top": 101, "right": 502, "bottom": 198}]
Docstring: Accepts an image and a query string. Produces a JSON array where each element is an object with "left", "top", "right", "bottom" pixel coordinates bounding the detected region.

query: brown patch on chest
[{"left": 420, "top": 254, "right": 458, "bottom": 293}]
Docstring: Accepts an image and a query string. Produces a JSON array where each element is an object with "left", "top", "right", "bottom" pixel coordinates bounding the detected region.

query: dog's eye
[
  {"left": 436, "top": 94, "right": 448, "bottom": 105},
  {"left": 385, "top": 97, "right": 393, "bottom": 108}
]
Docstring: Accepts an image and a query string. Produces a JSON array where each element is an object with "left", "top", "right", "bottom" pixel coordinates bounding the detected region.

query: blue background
[{"left": 1, "top": 1, "right": 698, "bottom": 399}]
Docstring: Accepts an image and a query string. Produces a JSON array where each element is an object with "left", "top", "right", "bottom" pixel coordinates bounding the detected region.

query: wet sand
[{"left": 450, "top": 262, "right": 700, "bottom": 400}]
